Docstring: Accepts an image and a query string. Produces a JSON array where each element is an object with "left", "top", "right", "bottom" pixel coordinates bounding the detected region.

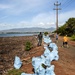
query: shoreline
[{"left": 0, "top": 33, "right": 38, "bottom": 37}]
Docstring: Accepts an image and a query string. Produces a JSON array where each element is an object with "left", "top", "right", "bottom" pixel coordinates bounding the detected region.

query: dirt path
[
  {"left": 21, "top": 36, "right": 75, "bottom": 75},
  {"left": 51, "top": 36, "right": 75, "bottom": 75}
]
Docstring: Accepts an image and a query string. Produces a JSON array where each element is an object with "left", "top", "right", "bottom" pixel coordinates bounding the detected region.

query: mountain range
[{"left": 0, "top": 27, "right": 55, "bottom": 33}]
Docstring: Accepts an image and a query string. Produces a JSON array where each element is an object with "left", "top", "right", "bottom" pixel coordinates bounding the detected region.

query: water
[{"left": 0, "top": 33, "right": 36, "bottom": 37}]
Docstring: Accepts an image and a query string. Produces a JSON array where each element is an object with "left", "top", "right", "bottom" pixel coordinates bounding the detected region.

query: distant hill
[{"left": 0, "top": 27, "right": 55, "bottom": 33}]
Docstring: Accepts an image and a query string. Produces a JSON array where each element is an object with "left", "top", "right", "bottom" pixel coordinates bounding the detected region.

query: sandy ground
[{"left": 0, "top": 36, "right": 75, "bottom": 75}]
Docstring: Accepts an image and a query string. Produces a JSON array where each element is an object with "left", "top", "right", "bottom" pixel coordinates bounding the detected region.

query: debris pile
[{"left": 20, "top": 35, "right": 59, "bottom": 75}]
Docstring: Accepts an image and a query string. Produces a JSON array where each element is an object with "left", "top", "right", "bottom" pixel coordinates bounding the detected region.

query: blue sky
[{"left": 0, "top": 0, "right": 75, "bottom": 30}]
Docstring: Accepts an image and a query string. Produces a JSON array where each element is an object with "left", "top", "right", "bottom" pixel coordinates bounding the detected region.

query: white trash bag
[
  {"left": 38, "top": 65, "right": 45, "bottom": 75},
  {"left": 45, "top": 65, "right": 55, "bottom": 75},
  {"left": 45, "top": 55, "right": 51, "bottom": 67},
  {"left": 43, "top": 47, "right": 50, "bottom": 57},
  {"left": 49, "top": 43, "right": 58, "bottom": 49},
  {"left": 32, "top": 57, "right": 45, "bottom": 73},
  {"left": 51, "top": 50, "right": 59, "bottom": 61},
  {"left": 43, "top": 37, "right": 52, "bottom": 44},
  {"left": 14, "top": 56, "right": 22, "bottom": 69},
  {"left": 21, "top": 73, "right": 34, "bottom": 75}
]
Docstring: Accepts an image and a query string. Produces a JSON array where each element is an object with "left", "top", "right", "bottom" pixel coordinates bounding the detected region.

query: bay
[{"left": 0, "top": 33, "right": 37, "bottom": 37}]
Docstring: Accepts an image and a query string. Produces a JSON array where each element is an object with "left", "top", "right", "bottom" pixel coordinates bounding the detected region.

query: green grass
[
  {"left": 7, "top": 69, "right": 23, "bottom": 75},
  {"left": 70, "top": 35, "right": 75, "bottom": 41}
]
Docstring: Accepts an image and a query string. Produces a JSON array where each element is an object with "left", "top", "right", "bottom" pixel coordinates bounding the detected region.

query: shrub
[
  {"left": 71, "top": 35, "right": 75, "bottom": 41},
  {"left": 25, "top": 41, "right": 32, "bottom": 51},
  {"left": 44, "top": 32, "right": 48, "bottom": 36}
]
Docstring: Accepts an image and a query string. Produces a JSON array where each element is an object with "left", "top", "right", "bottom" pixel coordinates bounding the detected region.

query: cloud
[
  {"left": 32, "top": 12, "right": 54, "bottom": 22},
  {"left": 30, "top": 12, "right": 55, "bottom": 28},
  {"left": 39, "top": 22, "right": 45, "bottom": 26},
  {"left": 1, "top": 0, "right": 52, "bottom": 15},
  {"left": 59, "top": 10, "right": 75, "bottom": 26},
  {"left": 0, "top": 9, "right": 75, "bottom": 31},
  {"left": 0, "top": 4, "right": 11, "bottom": 9},
  {"left": 18, "top": 21, "right": 31, "bottom": 28},
  {"left": 18, "top": 10, "right": 75, "bottom": 28},
  {"left": 12, "top": 11, "right": 56, "bottom": 28},
  {"left": 0, "top": 23, "right": 12, "bottom": 30}
]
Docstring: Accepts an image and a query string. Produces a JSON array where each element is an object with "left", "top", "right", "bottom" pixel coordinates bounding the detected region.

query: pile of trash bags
[
  {"left": 14, "top": 35, "right": 59, "bottom": 75},
  {"left": 43, "top": 35, "right": 52, "bottom": 44}
]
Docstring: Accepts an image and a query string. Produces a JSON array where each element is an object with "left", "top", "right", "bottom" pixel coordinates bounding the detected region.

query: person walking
[
  {"left": 62, "top": 35, "right": 69, "bottom": 48},
  {"left": 38, "top": 32, "right": 43, "bottom": 46},
  {"left": 55, "top": 33, "right": 58, "bottom": 43}
]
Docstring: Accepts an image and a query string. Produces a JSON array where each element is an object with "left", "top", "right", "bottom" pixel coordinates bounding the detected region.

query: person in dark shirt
[{"left": 38, "top": 32, "right": 43, "bottom": 46}]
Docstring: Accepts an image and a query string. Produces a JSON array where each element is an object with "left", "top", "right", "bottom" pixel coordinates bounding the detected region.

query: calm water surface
[{"left": 0, "top": 33, "right": 36, "bottom": 37}]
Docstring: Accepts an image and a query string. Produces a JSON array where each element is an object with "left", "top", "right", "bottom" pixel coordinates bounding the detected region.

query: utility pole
[{"left": 54, "top": 1, "right": 61, "bottom": 30}]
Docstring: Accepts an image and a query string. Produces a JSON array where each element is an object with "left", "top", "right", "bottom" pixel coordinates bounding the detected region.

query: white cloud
[
  {"left": 18, "top": 10, "right": 75, "bottom": 28},
  {"left": 32, "top": 12, "right": 54, "bottom": 23},
  {"left": 0, "top": 4, "right": 11, "bottom": 9},
  {"left": 0, "top": 23, "right": 12, "bottom": 30},
  {"left": 39, "top": 22, "right": 45, "bottom": 26},
  {"left": 3, "top": 0, "right": 51, "bottom": 15},
  {"left": 18, "top": 21, "right": 31, "bottom": 28},
  {"left": 59, "top": 10, "right": 75, "bottom": 26},
  {"left": 0, "top": 9, "right": 75, "bottom": 31}
]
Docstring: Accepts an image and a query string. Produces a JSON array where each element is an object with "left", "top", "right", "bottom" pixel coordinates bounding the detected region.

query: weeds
[
  {"left": 7, "top": 69, "right": 23, "bottom": 75},
  {"left": 25, "top": 41, "right": 32, "bottom": 51}
]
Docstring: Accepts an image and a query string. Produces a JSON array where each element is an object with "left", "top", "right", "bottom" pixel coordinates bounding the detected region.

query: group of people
[
  {"left": 37, "top": 32, "right": 69, "bottom": 48},
  {"left": 55, "top": 33, "right": 69, "bottom": 48}
]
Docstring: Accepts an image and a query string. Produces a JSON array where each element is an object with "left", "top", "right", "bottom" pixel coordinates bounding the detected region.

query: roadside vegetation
[
  {"left": 54, "top": 17, "right": 75, "bottom": 41},
  {"left": 7, "top": 69, "right": 23, "bottom": 75},
  {"left": 70, "top": 35, "right": 75, "bottom": 41},
  {"left": 44, "top": 32, "right": 48, "bottom": 36}
]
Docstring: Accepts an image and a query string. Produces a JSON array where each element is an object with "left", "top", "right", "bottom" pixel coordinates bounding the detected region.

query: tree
[
  {"left": 65, "top": 18, "right": 75, "bottom": 36},
  {"left": 56, "top": 17, "right": 75, "bottom": 36}
]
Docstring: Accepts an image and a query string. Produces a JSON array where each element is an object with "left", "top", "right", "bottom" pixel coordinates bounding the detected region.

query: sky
[{"left": 0, "top": 0, "right": 75, "bottom": 30}]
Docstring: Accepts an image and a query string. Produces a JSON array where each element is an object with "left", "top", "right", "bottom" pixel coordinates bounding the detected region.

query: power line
[
  {"left": 62, "top": 0, "right": 75, "bottom": 11},
  {"left": 61, "top": 0, "right": 71, "bottom": 7},
  {"left": 58, "top": 0, "right": 75, "bottom": 16}
]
